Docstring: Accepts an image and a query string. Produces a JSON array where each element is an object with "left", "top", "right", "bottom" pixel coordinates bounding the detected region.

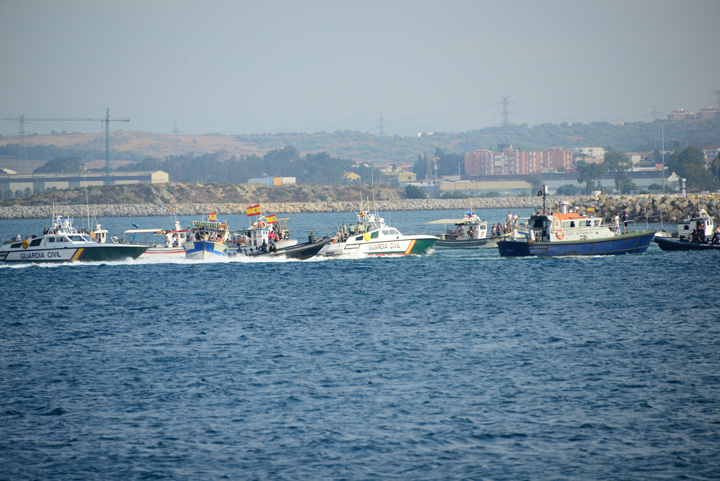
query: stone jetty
[
  {"left": 550, "top": 193, "right": 720, "bottom": 223},
  {"left": 1, "top": 194, "right": 718, "bottom": 221}
]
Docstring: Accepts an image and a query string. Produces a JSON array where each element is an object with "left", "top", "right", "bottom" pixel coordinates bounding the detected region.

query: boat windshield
[{"left": 68, "top": 235, "right": 88, "bottom": 242}]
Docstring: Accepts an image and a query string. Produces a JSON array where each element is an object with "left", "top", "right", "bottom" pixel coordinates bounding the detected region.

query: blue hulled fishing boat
[{"left": 497, "top": 191, "right": 655, "bottom": 258}]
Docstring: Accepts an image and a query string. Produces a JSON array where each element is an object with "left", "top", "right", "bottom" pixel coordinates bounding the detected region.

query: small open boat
[
  {"left": 654, "top": 237, "right": 720, "bottom": 251},
  {"left": 240, "top": 236, "right": 334, "bottom": 260}
]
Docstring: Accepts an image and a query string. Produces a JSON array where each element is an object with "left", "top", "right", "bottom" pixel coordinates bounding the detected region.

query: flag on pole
[
  {"left": 246, "top": 204, "right": 261, "bottom": 217},
  {"left": 586, "top": 207, "right": 595, "bottom": 212},
  {"left": 536, "top": 190, "right": 543, "bottom": 196},
  {"left": 209, "top": 212, "right": 217, "bottom": 221},
  {"left": 265, "top": 214, "right": 277, "bottom": 224}
]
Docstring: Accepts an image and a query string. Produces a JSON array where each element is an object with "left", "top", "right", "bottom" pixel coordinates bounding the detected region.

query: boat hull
[
  {"left": 435, "top": 234, "right": 507, "bottom": 249},
  {"left": 242, "top": 237, "right": 334, "bottom": 260},
  {"left": 0, "top": 244, "right": 148, "bottom": 263},
  {"left": 139, "top": 246, "right": 187, "bottom": 258},
  {"left": 324, "top": 236, "right": 437, "bottom": 257},
  {"left": 184, "top": 240, "right": 228, "bottom": 260},
  {"left": 654, "top": 237, "right": 720, "bottom": 251},
  {"left": 497, "top": 231, "right": 656, "bottom": 257}
]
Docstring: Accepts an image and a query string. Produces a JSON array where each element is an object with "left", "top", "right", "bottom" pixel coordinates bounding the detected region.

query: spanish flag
[
  {"left": 246, "top": 204, "right": 261, "bottom": 217},
  {"left": 265, "top": 214, "right": 277, "bottom": 224},
  {"left": 586, "top": 207, "right": 595, "bottom": 213},
  {"left": 209, "top": 212, "right": 217, "bottom": 221}
]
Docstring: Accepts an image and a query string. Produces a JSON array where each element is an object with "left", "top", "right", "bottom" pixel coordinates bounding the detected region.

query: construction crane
[{"left": 2, "top": 108, "right": 130, "bottom": 185}]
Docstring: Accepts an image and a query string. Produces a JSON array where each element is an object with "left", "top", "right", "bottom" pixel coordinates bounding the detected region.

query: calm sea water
[{"left": 1, "top": 209, "right": 719, "bottom": 480}]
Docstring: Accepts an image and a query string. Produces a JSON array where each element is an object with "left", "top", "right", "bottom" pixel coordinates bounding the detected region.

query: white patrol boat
[
  {"left": 425, "top": 211, "right": 506, "bottom": 248},
  {"left": 184, "top": 217, "right": 230, "bottom": 260},
  {"left": 123, "top": 221, "right": 189, "bottom": 258},
  {"left": 0, "top": 216, "right": 147, "bottom": 263},
  {"left": 322, "top": 211, "right": 438, "bottom": 257}
]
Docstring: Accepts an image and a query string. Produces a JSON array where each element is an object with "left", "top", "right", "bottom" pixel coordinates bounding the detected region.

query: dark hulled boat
[{"left": 240, "top": 236, "right": 334, "bottom": 260}]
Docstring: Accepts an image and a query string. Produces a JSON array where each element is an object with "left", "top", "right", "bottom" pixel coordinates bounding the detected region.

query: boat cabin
[
  {"left": 425, "top": 212, "right": 488, "bottom": 240},
  {"left": 237, "top": 217, "right": 290, "bottom": 249},
  {"left": 188, "top": 220, "right": 229, "bottom": 244},
  {"left": 677, "top": 210, "right": 714, "bottom": 241}
]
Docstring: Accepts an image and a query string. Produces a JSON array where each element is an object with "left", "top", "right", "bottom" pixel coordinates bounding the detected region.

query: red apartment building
[{"left": 464, "top": 147, "right": 572, "bottom": 175}]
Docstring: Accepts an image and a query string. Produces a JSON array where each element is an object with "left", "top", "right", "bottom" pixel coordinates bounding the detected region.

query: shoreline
[{"left": 1, "top": 194, "right": 718, "bottom": 222}]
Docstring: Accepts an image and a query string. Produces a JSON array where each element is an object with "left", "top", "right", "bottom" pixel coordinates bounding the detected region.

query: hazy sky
[{"left": 1, "top": 0, "right": 719, "bottom": 138}]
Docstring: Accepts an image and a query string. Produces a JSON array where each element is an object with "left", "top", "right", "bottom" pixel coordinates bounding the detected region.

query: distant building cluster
[
  {"left": 464, "top": 147, "right": 573, "bottom": 176},
  {"left": 668, "top": 107, "right": 720, "bottom": 121},
  {"left": 0, "top": 170, "right": 168, "bottom": 199}
]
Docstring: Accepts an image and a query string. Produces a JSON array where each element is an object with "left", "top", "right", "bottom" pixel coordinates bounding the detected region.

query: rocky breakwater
[
  {"left": 0, "top": 197, "right": 543, "bottom": 220},
  {"left": 552, "top": 193, "right": 720, "bottom": 224}
]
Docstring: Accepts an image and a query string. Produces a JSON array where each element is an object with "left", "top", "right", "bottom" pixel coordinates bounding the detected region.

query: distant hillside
[
  {"left": 1, "top": 119, "right": 718, "bottom": 167},
  {"left": 0, "top": 182, "right": 406, "bottom": 207}
]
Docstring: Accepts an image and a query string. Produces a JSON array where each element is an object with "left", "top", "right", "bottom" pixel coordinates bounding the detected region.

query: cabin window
[
  {"left": 532, "top": 219, "right": 544, "bottom": 229},
  {"left": 594, "top": 220, "right": 600, "bottom": 227},
  {"left": 586, "top": 221, "right": 592, "bottom": 227},
  {"left": 11, "top": 242, "right": 21, "bottom": 249},
  {"left": 563, "top": 221, "right": 571, "bottom": 229},
  {"left": 48, "top": 237, "right": 55, "bottom": 243},
  {"left": 683, "top": 225, "right": 689, "bottom": 230},
  {"left": 356, "top": 235, "right": 364, "bottom": 241},
  {"left": 570, "top": 221, "right": 576, "bottom": 228},
  {"left": 371, "top": 231, "right": 379, "bottom": 239},
  {"left": 30, "top": 238, "right": 42, "bottom": 247},
  {"left": 68, "top": 235, "right": 84, "bottom": 242},
  {"left": 62, "top": 237, "right": 70, "bottom": 243}
]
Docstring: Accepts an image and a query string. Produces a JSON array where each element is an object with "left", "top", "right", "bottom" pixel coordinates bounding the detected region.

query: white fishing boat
[
  {"left": 322, "top": 211, "right": 437, "bottom": 257},
  {"left": 123, "top": 221, "right": 189, "bottom": 258},
  {"left": 425, "top": 211, "right": 506, "bottom": 248},
  {"left": 0, "top": 216, "right": 147, "bottom": 263},
  {"left": 183, "top": 216, "right": 230, "bottom": 260},
  {"left": 230, "top": 215, "right": 298, "bottom": 255}
]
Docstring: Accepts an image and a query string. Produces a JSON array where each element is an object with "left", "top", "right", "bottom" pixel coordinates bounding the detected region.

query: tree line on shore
[{"left": 576, "top": 145, "right": 720, "bottom": 194}]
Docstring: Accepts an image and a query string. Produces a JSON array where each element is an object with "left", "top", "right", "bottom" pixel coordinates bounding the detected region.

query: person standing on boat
[
  {"left": 308, "top": 231, "right": 315, "bottom": 243},
  {"left": 613, "top": 214, "right": 621, "bottom": 234},
  {"left": 349, "top": 223, "right": 356, "bottom": 236},
  {"left": 622, "top": 212, "right": 629, "bottom": 234},
  {"left": 342, "top": 223, "right": 347, "bottom": 240}
]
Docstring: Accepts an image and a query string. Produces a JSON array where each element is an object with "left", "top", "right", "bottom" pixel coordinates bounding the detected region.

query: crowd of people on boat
[
  {"left": 334, "top": 221, "right": 370, "bottom": 243},
  {"left": 192, "top": 228, "right": 226, "bottom": 244},
  {"left": 689, "top": 222, "right": 720, "bottom": 244}
]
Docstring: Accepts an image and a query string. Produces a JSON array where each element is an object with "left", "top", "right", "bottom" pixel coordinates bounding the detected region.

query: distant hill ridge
[{"left": 1, "top": 119, "right": 718, "bottom": 165}]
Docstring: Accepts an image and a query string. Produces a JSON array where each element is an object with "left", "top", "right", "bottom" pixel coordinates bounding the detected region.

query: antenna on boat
[
  {"left": 84, "top": 176, "right": 90, "bottom": 232},
  {"left": 542, "top": 185, "right": 548, "bottom": 214}
]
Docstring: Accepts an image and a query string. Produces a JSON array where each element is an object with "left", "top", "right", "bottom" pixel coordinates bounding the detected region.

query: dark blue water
[{"left": 1, "top": 210, "right": 719, "bottom": 480}]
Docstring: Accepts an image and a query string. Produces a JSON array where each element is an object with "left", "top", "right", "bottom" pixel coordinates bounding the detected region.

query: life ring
[
  {"left": 260, "top": 221, "right": 266, "bottom": 228},
  {"left": 21, "top": 239, "right": 30, "bottom": 249},
  {"left": 332, "top": 238, "right": 337, "bottom": 244},
  {"left": 363, "top": 232, "right": 371, "bottom": 242},
  {"left": 556, "top": 229, "right": 565, "bottom": 240}
]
